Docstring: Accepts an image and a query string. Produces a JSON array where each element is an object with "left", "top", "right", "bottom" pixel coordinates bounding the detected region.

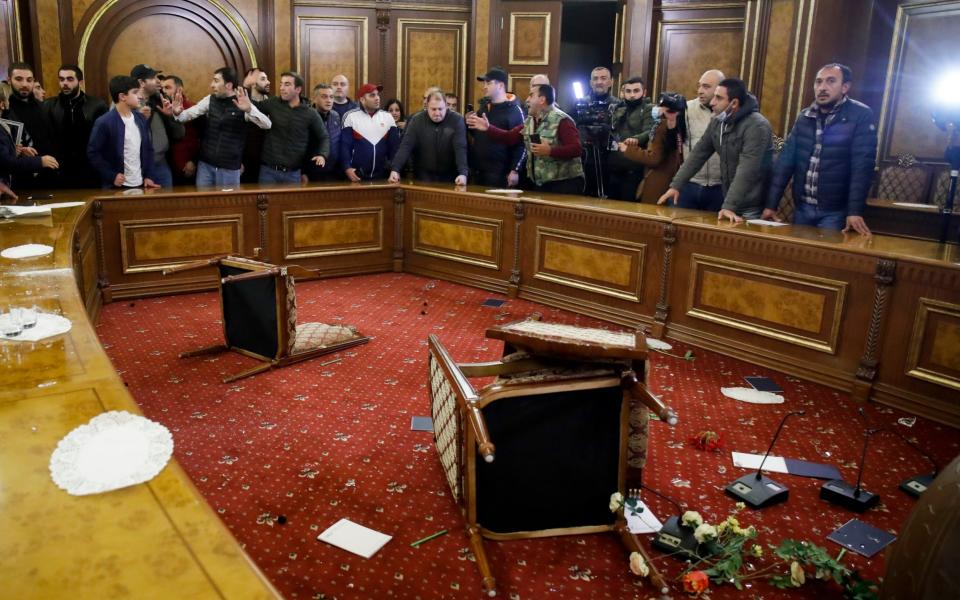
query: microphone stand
[
  {"left": 880, "top": 427, "right": 939, "bottom": 498},
  {"left": 820, "top": 426, "right": 881, "bottom": 512},
  {"left": 725, "top": 410, "right": 805, "bottom": 508}
]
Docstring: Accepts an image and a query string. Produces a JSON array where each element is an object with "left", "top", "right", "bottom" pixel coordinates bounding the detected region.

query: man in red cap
[{"left": 341, "top": 83, "right": 400, "bottom": 181}]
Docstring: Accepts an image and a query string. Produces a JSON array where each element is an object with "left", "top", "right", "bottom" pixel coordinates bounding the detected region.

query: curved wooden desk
[
  {"left": 1, "top": 181, "right": 958, "bottom": 596},
  {"left": 0, "top": 199, "right": 280, "bottom": 599}
]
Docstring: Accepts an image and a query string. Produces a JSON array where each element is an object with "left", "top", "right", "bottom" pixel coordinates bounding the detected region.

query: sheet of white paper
[
  {"left": 746, "top": 219, "right": 788, "bottom": 227},
  {"left": 1, "top": 243, "right": 53, "bottom": 259},
  {"left": 0, "top": 205, "right": 51, "bottom": 217},
  {"left": 485, "top": 189, "right": 522, "bottom": 194},
  {"left": 892, "top": 202, "right": 935, "bottom": 209},
  {"left": 645, "top": 337, "right": 673, "bottom": 351},
  {"left": 625, "top": 499, "right": 663, "bottom": 534},
  {"left": 42, "top": 201, "right": 86, "bottom": 209},
  {"left": 732, "top": 451, "right": 789, "bottom": 474},
  {"left": 318, "top": 518, "right": 392, "bottom": 558}
]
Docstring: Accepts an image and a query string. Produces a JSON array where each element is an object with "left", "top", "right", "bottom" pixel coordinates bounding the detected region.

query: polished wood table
[
  {"left": 2, "top": 181, "right": 958, "bottom": 596},
  {"left": 0, "top": 198, "right": 281, "bottom": 599}
]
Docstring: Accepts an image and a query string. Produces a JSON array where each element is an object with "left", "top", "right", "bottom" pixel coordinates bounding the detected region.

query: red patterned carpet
[{"left": 97, "top": 273, "right": 958, "bottom": 599}]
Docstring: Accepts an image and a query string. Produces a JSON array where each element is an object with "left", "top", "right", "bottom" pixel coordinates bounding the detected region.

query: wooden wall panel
[
  {"left": 397, "top": 19, "right": 467, "bottom": 115},
  {"left": 760, "top": 0, "right": 800, "bottom": 136},
  {"left": 0, "top": 0, "right": 23, "bottom": 80},
  {"left": 493, "top": 1, "right": 562, "bottom": 93},
  {"left": 295, "top": 14, "right": 370, "bottom": 96},
  {"left": 879, "top": 2, "right": 960, "bottom": 163},
  {"left": 105, "top": 14, "right": 228, "bottom": 103},
  {"left": 35, "top": 0, "right": 62, "bottom": 92},
  {"left": 653, "top": 22, "right": 744, "bottom": 98}
]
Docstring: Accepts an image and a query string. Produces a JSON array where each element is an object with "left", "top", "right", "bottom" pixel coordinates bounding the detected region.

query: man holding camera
[
  {"left": 467, "top": 84, "right": 583, "bottom": 195},
  {"left": 574, "top": 66, "right": 621, "bottom": 198},
  {"left": 764, "top": 63, "right": 877, "bottom": 235},
  {"left": 658, "top": 78, "right": 773, "bottom": 222},
  {"left": 606, "top": 76, "right": 656, "bottom": 201}
]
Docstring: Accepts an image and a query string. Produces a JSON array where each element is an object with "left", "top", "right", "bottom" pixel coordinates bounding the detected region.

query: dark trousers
[
  {"left": 608, "top": 168, "right": 643, "bottom": 201},
  {"left": 678, "top": 182, "right": 724, "bottom": 212},
  {"left": 534, "top": 176, "right": 585, "bottom": 196}
]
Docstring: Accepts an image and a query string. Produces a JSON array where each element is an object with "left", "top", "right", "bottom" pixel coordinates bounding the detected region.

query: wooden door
[{"left": 495, "top": 1, "right": 562, "bottom": 102}]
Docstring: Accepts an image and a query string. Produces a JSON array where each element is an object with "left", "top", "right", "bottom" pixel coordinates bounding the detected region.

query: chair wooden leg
[
  {"left": 222, "top": 362, "right": 273, "bottom": 383},
  {"left": 179, "top": 344, "right": 228, "bottom": 359},
  {"left": 615, "top": 518, "right": 669, "bottom": 594},
  {"left": 467, "top": 525, "right": 497, "bottom": 597}
]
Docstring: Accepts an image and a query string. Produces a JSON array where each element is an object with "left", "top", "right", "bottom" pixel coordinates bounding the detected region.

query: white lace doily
[
  {"left": 645, "top": 338, "right": 673, "bottom": 351},
  {"left": 49, "top": 411, "right": 174, "bottom": 496},
  {"left": 1, "top": 243, "right": 53, "bottom": 259},
  {"left": 0, "top": 312, "right": 72, "bottom": 341},
  {"left": 721, "top": 387, "right": 785, "bottom": 404}
]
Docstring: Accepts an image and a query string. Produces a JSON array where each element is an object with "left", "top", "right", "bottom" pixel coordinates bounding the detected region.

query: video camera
[{"left": 573, "top": 97, "right": 615, "bottom": 146}]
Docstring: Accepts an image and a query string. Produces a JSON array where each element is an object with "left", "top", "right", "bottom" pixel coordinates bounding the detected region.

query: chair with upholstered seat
[
  {"left": 427, "top": 316, "right": 675, "bottom": 596},
  {"left": 875, "top": 154, "right": 934, "bottom": 205},
  {"left": 164, "top": 256, "right": 370, "bottom": 382}
]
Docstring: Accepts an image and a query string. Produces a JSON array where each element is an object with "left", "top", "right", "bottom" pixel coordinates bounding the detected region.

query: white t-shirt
[{"left": 121, "top": 113, "right": 143, "bottom": 187}]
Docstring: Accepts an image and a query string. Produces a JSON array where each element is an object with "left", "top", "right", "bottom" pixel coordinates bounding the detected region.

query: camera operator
[
  {"left": 606, "top": 76, "right": 656, "bottom": 201},
  {"left": 573, "top": 66, "right": 621, "bottom": 197}
]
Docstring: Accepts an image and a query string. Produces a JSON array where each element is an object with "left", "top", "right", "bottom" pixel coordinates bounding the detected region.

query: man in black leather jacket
[{"left": 43, "top": 64, "right": 108, "bottom": 188}]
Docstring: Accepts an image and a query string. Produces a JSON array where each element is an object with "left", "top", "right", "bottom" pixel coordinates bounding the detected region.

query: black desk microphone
[{"left": 725, "top": 410, "right": 805, "bottom": 508}]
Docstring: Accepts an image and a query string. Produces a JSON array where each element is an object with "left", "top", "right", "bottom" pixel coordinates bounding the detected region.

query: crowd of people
[{"left": 0, "top": 59, "right": 876, "bottom": 234}]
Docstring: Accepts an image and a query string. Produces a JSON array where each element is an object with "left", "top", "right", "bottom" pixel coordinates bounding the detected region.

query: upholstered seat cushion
[{"left": 291, "top": 322, "right": 358, "bottom": 355}]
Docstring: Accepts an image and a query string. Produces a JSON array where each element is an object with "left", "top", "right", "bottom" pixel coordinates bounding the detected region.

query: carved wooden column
[
  {"left": 92, "top": 200, "right": 112, "bottom": 303},
  {"left": 651, "top": 223, "right": 676, "bottom": 339},
  {"left": 376, "top": 6, "right": 390, "bottom": 85},
  {"left": 256, "top": 193, "right": 269, "bottom": 260},
  {"left": 508, "top": 200, "right": 524, "bottom": 298},
  {"left": 393, "top": 188, "right": 405, "bottom": 272},
  {"left": 853, "top": 258, "right": 896, "bottom": 401}
]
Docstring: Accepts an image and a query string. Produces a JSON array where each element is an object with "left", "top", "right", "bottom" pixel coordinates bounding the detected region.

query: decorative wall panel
[
  {"left": 119, "top": 216, "right": 243, "bottom": 274},
  {"left": 533, "top": 227, "right": 645, "bottom": 302},
  {"left": 396, "top": 19, "right": 467, "bottom": 118},
  {"left": 906, "top": 298, "right": 960, "bottom": 391},
  {"left": 296, "top": 15, "right": 369, "bottom": 94},
  {"left": 686, "top": 253, "right": 846, "bottom": 353},
  {"left": 282, "top": 208, "right": 383, "bottom": 260},
  {"left": 412, "top": 208, "right": 501, "bottom": 270},
  {"left": 509, "top": 12, "right": 550, "bottom": 64},
  {"left": 652, "top": 18, "right": 745, "bottom": 98}
]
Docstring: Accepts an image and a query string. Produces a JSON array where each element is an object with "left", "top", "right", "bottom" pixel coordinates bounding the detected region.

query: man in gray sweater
[
  {"left": 388, "top": 91, "right": 468, "bottom": 184},
  {"left": 658, "top": 78, "right": 773, "bottom": 222},
  {"left": 255, "top": 71, "right": 329, "bottom": 184}
]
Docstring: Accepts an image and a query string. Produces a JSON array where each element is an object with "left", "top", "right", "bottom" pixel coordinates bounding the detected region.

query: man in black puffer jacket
[
  {"left": 765, "top": 63, "right": 877, "bottom": 235},
  {"left": 469, "top": 68, "right": 526, "bottom": 187}
]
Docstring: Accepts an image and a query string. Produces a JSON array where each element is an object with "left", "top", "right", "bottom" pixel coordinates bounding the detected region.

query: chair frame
[
  {"left": 164, "top": 255, "right": 370, "bottom": 382},
  {"left": 428, "top": 315, "right": 671, "bottom": 596}
]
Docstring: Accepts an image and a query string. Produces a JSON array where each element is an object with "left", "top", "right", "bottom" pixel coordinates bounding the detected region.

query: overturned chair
[
  {"left": 164, "top": 256, "right": 370, "bottom": 383},
  {"left": 427, "top": 316, "right": 677, "bottom": 596}
]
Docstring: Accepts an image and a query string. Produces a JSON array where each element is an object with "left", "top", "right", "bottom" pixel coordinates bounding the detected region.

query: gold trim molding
[
  {"left": 396, "top": 18, "right": 468, "bottom": 115},
  {"left": 282, "top": 208, "right": 384, "bottom": 260},
  {"left": 119, "top": 215, "right": 244, "bottom": 274},
  {"left": 685, "top": 254, "right": 847, "bottom": 354},
  {"left": 412, "top": 208, "right": 502, "bottom": 270},
  {"left": 508, "top": 12, "right": 551, "bottom": 66},
  {"left": 78, "top": 0, "right": 257, "bottom": 74},
  {"left": 906, "top": 297, "right": 960, "bottom": 391},
  {"left": 295, "top": 15, "right": 369, "bottom": 84},
  {"left": 532, "top": 227, "right": 645, "bottom": 303}
]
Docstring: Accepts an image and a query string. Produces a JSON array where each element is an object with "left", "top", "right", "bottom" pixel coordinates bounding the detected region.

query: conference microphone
[
  {"left": 643, "top": 484, "right": 716, "bottom": 561},
  {"left": 820, "top": 408, "right": 880, "bottom": 512},
  {"left": 880, "top": 426, "right": 938, "bottom": 498},
  {"left": 725, "top": 410, "right": 805, "bottom": 508}
]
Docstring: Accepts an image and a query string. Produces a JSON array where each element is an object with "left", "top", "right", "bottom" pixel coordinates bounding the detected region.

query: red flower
[
  {"left": 689, "top": 430, "right": 724, "bottom": 452},
  {"left": 683, "top": 570, "right": 709, "bottom": 595}
]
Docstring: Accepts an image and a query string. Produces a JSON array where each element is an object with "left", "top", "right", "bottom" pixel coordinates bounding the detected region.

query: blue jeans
[
  {"left": 679, "top": 182, "right": 724, "bottom": 212},
  {"left": 150, "top": 159, "right": 173, "bottom": 187},
  {"left": 259, "top": 165, "right": 301, "bottom": 184},
  {"left": 793, "top": 201, "right": 846, "bottom": 230},
  {"left": 196, "top": 161, "right": 241, "bottom": 188}
]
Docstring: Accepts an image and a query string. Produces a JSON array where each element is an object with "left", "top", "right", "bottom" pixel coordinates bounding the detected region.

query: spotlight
[
  {"left": 931, "top": 69, "right": 960, "bottom": 131},
  {"left": 572, "top": 81, "right": 585, "bottom": 101}
]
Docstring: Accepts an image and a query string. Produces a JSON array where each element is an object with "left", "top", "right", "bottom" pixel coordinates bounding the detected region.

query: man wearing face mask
[
  {"left": 388, "top": 91, "right": 468, "bottom": 185},
  {"left": 658, "top": 78, "right": 773, "bottom": 222},
  {"left": 678, "top": 69, "right": 725, "bottom": 211},
  {"left": 606, "top": 76, "right": 656, "bottom": 200},
  {"left": 764, "top": 63, "right": 877, "bottom": 235}
]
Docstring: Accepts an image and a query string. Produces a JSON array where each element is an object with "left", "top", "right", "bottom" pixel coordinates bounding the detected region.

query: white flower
[
  {"left": 628, "top": 552, "right": 650, "bottom": 577},
  {"left": 681, "top": 510, "right": 703, "bottom": 528},
  {"left": 693, "top": 523, "right": 718, "bottom": 543},
  {"left": 790, "top": 561, "right": 806, "bottom": 586},
  {"left": 609, "top": 492, "right": 624, "bottom": 513}
]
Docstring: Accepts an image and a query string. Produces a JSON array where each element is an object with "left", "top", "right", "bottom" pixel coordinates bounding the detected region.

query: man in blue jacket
[
  {"left": 87, "top": 76, "right": 159, "bottom": 189},
  {"left": 765, "top": 63, "right": 877, "bottom": 235}
]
